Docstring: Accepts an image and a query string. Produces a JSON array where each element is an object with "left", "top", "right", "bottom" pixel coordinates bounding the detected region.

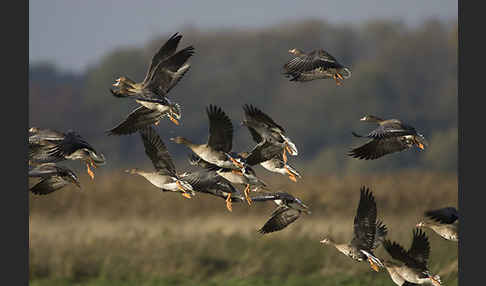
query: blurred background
[{"left": 29, "top": 1, "right": 458, "bottom": 285}]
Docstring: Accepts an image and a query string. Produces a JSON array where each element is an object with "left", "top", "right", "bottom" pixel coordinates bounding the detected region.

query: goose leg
[
  {"left": 244, "top": 184, "right": 252, "bottom": 205},
  {"left": 228, "top": 156, "right": 244, "bottom": 169},
  {"left": 86, "top": 160, "right": 95, "bottom": 180},
  {"left": 282, "top": 148, "right": 288, "bottom": 164},
  {"left": 333, "top": 74, "right": 342, "bottom": 86},
  {"left": 284, "top": 165, "right": 297, "bottom": 182},
  {"left": 226, "top": 193, "right": 233, "bottom": 212},
  {"left": 367, "top": 257, "right": 380, "bottom": 272},
  {"left": 176, "top": 181, "right": 192, "bottom": 199},
  {"left": 168, "top": 114, "right": 179, "bottom": 125}
]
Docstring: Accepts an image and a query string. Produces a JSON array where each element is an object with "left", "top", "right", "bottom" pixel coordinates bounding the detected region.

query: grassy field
[{"left": 29, "top": 171, "right": 458, "bottom": 285}]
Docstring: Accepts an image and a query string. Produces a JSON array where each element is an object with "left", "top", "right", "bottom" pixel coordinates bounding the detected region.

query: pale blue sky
[{"left": 29, "top": 0, "right": 457, "bottom": 73}]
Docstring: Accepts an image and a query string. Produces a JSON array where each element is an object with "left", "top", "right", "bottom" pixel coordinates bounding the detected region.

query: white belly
[{"left": 136, "top": 100, "right": 170, "bottom": 113}]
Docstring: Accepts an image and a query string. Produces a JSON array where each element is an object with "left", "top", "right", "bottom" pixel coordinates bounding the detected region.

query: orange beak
[{"left": 418, "top": 143, "right": 425, "bottom": 150}]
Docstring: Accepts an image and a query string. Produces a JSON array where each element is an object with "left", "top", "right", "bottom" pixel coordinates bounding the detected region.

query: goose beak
[{"left": 418, "top": 143, "right": 425, "bottom": 150}]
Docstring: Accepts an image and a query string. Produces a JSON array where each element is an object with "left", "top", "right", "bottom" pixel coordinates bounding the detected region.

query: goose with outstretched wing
[{"left": 108, "top": 32, "right": 194, "bottom": 134}]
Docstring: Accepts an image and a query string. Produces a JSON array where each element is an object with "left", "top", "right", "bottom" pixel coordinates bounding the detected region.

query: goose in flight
[
  {"left": 126, "top": 126, "right": 194, "bottom": 198},
  {"left": 108, "top": 32, "right": 194, "bottom": 134},
  {"left": 242, "top": 104, "right": 298, "bottom": 164},
  {"left": 348, "top": 115, "right": 427, "bottom": 160},
  {"left": 29, "top": 163, "right": 81, "bottom": 195},
  {"left": 320, "top": 186, "right": 388, "bottom": 272},
  {"left": 417, "top": 207, "right": 458, "bottom": 242},
  {"left": 382, "top": 229, "right": 442, "bottom": 286},
  {"left": 171, "top": 105, "right": 245, "bottom": 170},
  {"left": 251, "top": 192, "right": 311, "bottom": 234},
  {"left": 29, "top": 127, "right": 105, "bottom": 179},
  {"left": 283, "top": 48, "right": 351, "bottom": 85}
]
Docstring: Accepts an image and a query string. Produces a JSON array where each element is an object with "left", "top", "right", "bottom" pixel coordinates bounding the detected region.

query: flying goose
[
  {"left": 179, "top": 169, "right": 244, "bottom": 212},
  {"left": 188, "top": 153, "right": 266, "bottom": 206},
  {"left": 126, "top": 126, "right": 194, "bottom": 198},
  {"left": 242, "top": 104, "right": 298, "bottom": 164},
  {"left": 251, "top": 192, "right": 311, "bottom": 234},
  {"left": 240, "top": 112, "right": 301, "bottom": 182},
  {"left": 348, "top": 115, "right": 428, "bottom": 160},
  {"left": 171, "top": 105, "right": 244, "bottom": 170},
  {"left": 417, "top": 207, "right": 458, "bottom": 242},
  {"left": 382, "top": 229, "right": 442, "bottom": 286},
  {"left": 283, "top": 48, "right": 351, "bottom": 85},
  {"left": 29, "top": 163, "right": 81, "bottom": 195},
  {"left": 320, "top": 186, "right": 388, "bottom": 272},
  {"left": 108, "top": 32, "right": 194, "bottom": 134},
  {"left": 29, "top": 127, "right": 105, "bottom": 179}
]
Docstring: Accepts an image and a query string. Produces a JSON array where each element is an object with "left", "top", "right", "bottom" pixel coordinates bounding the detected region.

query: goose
[
  {"left": 417, "top": 207, "right": 458, "bottom": 242},
  {"left": 348, "top": 115, "right": 428, "bottom": 160},
  {"left": 188, "top": 153, "right": 266, "bottom": 206},
  {"left": 382, "top": 229, "right": 442, "bottom": 286},
  {"left": 242, "top": 104, "right": 298, "bottom": 164},
  {"left": 171, "top": 105, "right": 244, "bottom": 170},
  {"left": 251, "top": 192, "right": 311, "bottom": 234},
  {"left": 320, "top": 186, "right": 387, "bottom": 272},
  {"left": 283, "top": 48, "right": 351, "bottom": 85},
  {"left": 179, "top": 169, "right": 244, "bottom": 212},
  {"left": 107, "top": 32, "right": 194, "bottom": 134},
  {"left": 29, "top": 163, "right": 81, "bottom": 195},
  {"left": 29, "top": 127, "right": 105, "bottom": 179},
  {"left": 240, "top": 118, "right": 301, "bottom": 182},
  {"left": 126, "top": 126, "right": 194, "bottom": 198}
]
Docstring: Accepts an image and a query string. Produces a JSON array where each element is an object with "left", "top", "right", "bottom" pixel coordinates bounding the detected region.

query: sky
[{"left": 29, "top": 0, "right": 457, "bottom": 74}]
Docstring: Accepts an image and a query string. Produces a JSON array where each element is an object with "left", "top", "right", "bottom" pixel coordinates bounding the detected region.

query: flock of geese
[{"left": 28, "top": 32, "right": 457, "bottom": 285}]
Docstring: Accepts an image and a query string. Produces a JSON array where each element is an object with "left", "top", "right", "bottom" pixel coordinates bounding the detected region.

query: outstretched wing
[
  {"left": 373, "top": 220, "right": 388, "bottom": 250},
  {"left": 243, "top": 104, "right": 285, "bottom": 133},
  {"left": 407, "top": 229, "right": 430, "bottom": 269},
  {"left": 350, "top": 186, "right": 377, "bottom": 251},
  {"left": 139, "top": 126, "right": 177, "bottom": 176},
  {"left": 366, "top": 121, "right": 417, "bottom": 139},
  {"left": 207, "top": 105, "right": 233, "bottom": 152},
  {"left": 425, "top": 207, "right": 459, "bottom": 224},
  {"left": 382, "top": 239, "right": 410, "bottom": 264},
  {"left": 348, "top": 137, "right": 411, "bottom": 160},
  {"left": 106, "top": 106, "right": 164, "bottom": 136},
  {"left": 142, "top": 32, "right": 183, "bottom": 85},
  {"left": 30, "top": 177, "right": 69, "bottom": 195},
  {"left": 258, "top": 206, "right": 301, "bottom": 234},
  {"left": 145, "top": 46, "right": 194, "bottom": 95}
]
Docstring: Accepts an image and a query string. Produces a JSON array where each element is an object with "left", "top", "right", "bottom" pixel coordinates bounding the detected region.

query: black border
[{"left": 6, "top": 0, "right": 28, "bottom": 285}]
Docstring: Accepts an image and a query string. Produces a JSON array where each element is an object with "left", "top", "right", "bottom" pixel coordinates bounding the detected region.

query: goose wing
[
  {"left": 106, "top": 106, "right": 164, "bottom": 136},
  {"left": 244, "top": 141, "right": 283, "bottom": 166},
  {"left": 258, "top": 206, "right": 301, "bottom": 234},
  {"left": 144, "top": 46, "right": 194, "bottom": 95},
  {"left": 30, "top": 176, "right": 70, "bottom": 195},
  {"left": 406, "top": 229, "right": 430, "bottom": 270},
  {"left": 139, "top": 126, "right": 177, "bottom": 176},
  {"left": 350, "top": 186, "right": 378, "bottom": 251},
  {"left": 243, "top": 104, "right": 285, "bottom": 134},
  {"left": 425, "top": 207, "right": 459, "bottom": 224},
  {"left": 206, "top": 105, "right": 233, "bottom": 153},
  {"left": 142, "top": 32, "right": 183, "bottom": 85},
  {"left": 348, "top": 137, "right": 411, "bottom": 160}
]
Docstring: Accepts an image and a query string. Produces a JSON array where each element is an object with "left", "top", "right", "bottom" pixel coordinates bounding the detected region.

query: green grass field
[{"left": 29, "top": 171, "right": 458, "bottom": 285}]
